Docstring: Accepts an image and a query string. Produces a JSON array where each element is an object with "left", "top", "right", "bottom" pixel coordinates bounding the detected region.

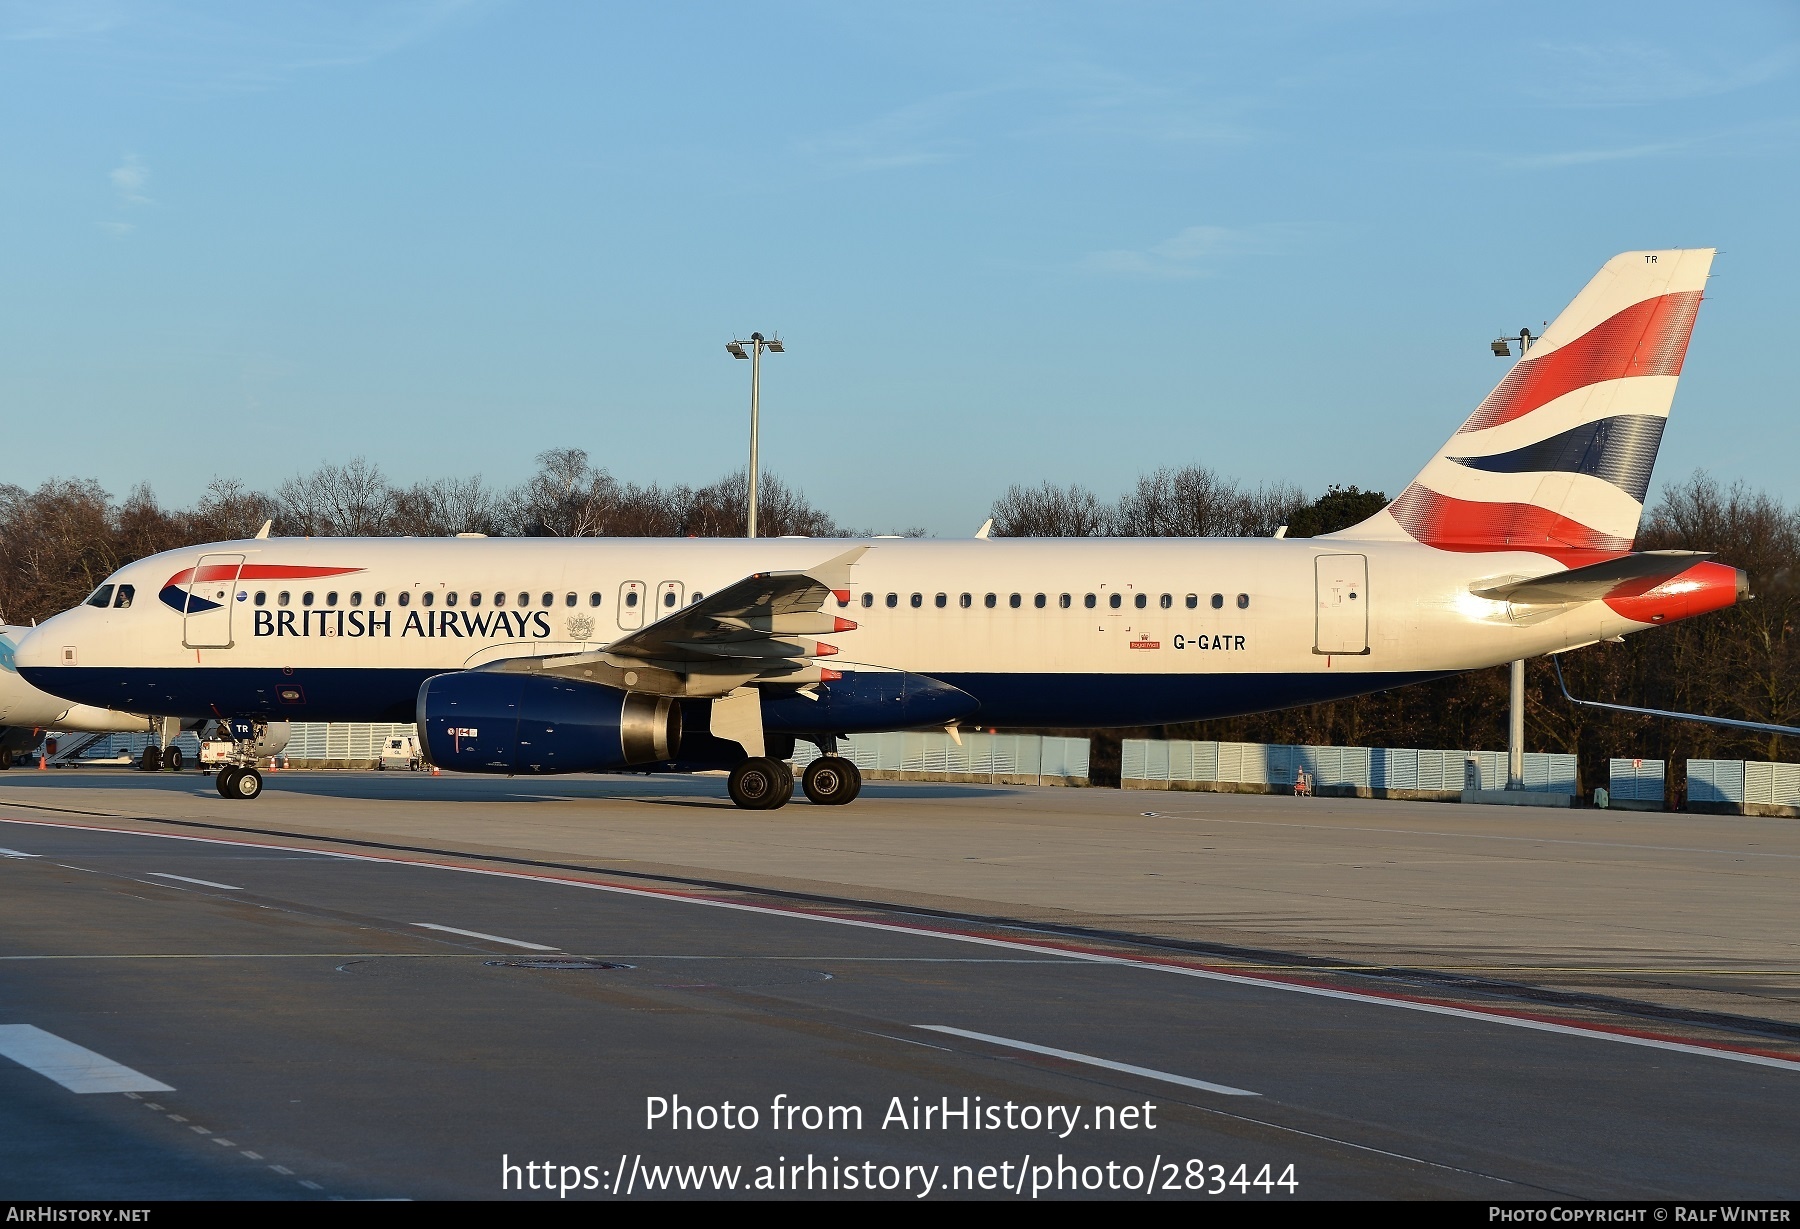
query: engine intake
[{"left": 418, "top": 671, "right": 680, "bottom": 775}]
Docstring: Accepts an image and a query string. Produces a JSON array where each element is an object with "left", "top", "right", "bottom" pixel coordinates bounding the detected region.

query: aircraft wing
[
  {"left": 604, "top": 545, "right": 867, "bottom": 668},
  {"left": 476, "top": 546, "right": 869, "bottom": 697}
]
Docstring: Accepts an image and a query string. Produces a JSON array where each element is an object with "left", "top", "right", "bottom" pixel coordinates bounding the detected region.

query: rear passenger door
[{"left": 1313, "top": 553, "right": 1369, "bottom": 655}]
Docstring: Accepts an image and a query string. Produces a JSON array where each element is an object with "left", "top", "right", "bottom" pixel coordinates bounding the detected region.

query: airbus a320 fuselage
[{"left": 18, "top": 249, "right": 1741, "bottom": 808}]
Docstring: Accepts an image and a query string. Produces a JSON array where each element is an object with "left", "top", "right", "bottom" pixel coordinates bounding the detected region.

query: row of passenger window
[
  {"left": 849, "top": 591, "right": 1252, "bottom": 611},
  {"left": 248, "top": 588, "right": 703, "bottom": 610},
  {"left": 87, "top": 579, "right": 1248, "bottom": 618}
]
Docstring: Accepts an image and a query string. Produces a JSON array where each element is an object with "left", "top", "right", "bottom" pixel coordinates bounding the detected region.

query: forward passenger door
[{"left": 183, "top": 553, "right": 245, "bottom": 649}]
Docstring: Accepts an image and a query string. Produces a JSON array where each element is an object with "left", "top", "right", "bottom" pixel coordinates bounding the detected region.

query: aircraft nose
[
  {"left": 14, "top": 616, "right": 70, "bottom": 670},
  {"left": 1737, "top": 568, "right": 1753, "bottom": 601}
]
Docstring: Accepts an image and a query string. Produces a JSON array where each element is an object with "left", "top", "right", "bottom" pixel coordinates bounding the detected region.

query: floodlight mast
[
  {"left": 726, "top": 332, "right": 784, "bottom": 537},
  {"left": 1491, "top": 326, "right": 1540, "bottom": 791}
]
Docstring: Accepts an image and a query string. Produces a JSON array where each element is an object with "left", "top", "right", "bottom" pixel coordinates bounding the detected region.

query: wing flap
[{"left": 479, "top": 546, "right": 870, "bottom": 697}]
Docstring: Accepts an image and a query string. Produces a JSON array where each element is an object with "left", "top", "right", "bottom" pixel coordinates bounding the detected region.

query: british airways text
[{"left": 252, "top": 610, "right": 553, "bottom": 639}]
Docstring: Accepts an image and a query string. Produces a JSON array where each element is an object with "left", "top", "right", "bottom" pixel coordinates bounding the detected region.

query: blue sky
[{"left": 2, "top": 1, "right": 1796, "bottom": 535}]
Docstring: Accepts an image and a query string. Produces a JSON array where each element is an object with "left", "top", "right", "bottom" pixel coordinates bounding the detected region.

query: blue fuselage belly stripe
[{"left": 21, "top": 666, "right": 1453, "bottom": 729}]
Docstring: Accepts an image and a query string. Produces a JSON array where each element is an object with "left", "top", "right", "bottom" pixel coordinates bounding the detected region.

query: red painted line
[{"left": 5, "top": 813, "right": 1797, "bottom": 1072}]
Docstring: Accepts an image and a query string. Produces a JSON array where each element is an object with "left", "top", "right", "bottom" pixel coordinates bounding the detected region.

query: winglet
[
  {"left": 805, "top": 545, "right": 869, "bottom": 600},
  {"left": 255, "top": 520, "right": 272, "bottom": 540},
  {"left": 975, "top": 519, "right": 993, "bottom": 540}
]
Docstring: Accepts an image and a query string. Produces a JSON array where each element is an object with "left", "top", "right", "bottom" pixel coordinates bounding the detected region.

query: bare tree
[
  {"left": 1113, "top": 466, "right": 1305, "bottom": 537},
  {"left": 990, "top": 482, "right": 1110, "bottom": 537},
  {"left": 392, "top": 475, "right": 506, "bottom": 537},
  {"left": 509, "top": 448, "right": 621, "bottom": 537},
  {"left": 277, "top": 457, "right": 396, "bottom": 536},
  {"left": 0, "top": 478, "right": 126, "bottom": 622},
  {"left": 681, "top": 471, "right": 840, "bottom": 538},
  {"left": 191, "top": 478, "right": 280, "bottom": 542}
]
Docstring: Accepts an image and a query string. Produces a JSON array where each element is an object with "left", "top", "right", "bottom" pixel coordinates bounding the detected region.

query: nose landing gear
[
  {"left": 208, "top": 720, "right": 270, "bottom": 801},
  {"left": 215, "top": 765, "right": 263, "bottom": 799}
]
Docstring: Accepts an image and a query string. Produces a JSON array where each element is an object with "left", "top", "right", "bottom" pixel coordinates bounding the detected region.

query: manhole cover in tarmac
[{"left": 483, "top": 958, "right": 636, "bottom": 971}]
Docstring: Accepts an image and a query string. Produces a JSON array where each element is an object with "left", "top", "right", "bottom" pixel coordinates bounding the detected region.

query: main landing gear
[
  {"left": 726, "top": 754, "right": 863, "bottom": 810},
  {"left": 138, "top": 746, "right": 185, "bottom": 772},
  {"left": 728, "top": 758, "right": 793, "bottom": 810},
  {"left": 802, "top": 756, "right": 861, "bottom": 806}
]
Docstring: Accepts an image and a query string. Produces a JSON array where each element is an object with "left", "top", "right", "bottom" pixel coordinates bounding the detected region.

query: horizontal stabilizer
[{"left": 1472, "top": 550, "right": 1712, "bottom": 604}]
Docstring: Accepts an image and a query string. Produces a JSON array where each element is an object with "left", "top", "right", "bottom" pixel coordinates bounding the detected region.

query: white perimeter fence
[
  {"left": 1122, "top": 739, "right": 1577, "bottom": 798},
  {"left": 795, "top": 731, "right": 1090, "bottom": 786}
]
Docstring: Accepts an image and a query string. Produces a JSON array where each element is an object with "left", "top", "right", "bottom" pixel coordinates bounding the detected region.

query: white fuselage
[{"left": 14, "top": 535, "right": 1669, "bottom": 730}]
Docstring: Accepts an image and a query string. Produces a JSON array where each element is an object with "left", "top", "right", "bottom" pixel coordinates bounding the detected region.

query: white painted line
[
  {"left": 10, "top": 816, "right": 1800, "bottom": 1076},
  {"left": 919, "top": 1025, "right": 1260, "bottom": 1096},
  {"left": 0, "top": 847, "right": 41, "bottom": 859},
  {"left": 147, "top": 873, "right": 243, "bottom": 890},
  {"left": 411, "top": 923, "right": 558, "bottom": 951},
  {"left": 0, "top": 1025, "right": 173, "bottom": 1094}
]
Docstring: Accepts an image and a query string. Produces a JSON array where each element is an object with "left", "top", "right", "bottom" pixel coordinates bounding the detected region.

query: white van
[{"left": 378, "top": 734, "right": 422, "bottom": 772}]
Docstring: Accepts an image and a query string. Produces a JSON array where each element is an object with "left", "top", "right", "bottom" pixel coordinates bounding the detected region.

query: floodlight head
[
  {"left": 726, "top": 341, "right": 748, "bottom": 359},
  {"left": 765, "top": 339, "right": 784, "bottom": 353},
  {"left": 1491, "top": 339, "right": 1511, "bottom": 357}
]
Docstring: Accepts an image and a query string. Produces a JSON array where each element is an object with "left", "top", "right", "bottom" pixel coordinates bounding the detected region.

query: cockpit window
[
  {"left": 113, "top": 585, "right": 134, "bottom": 609},
  {"left": 85, "top": 584, "right": 115, "bottom": 609}
]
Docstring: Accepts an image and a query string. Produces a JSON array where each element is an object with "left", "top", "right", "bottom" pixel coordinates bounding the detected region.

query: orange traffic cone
[{"left": 37, "top": 754, "right": 46, "bottom": 770}]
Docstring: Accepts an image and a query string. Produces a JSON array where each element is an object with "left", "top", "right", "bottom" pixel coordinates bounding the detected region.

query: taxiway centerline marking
[
  {"left": 919, "top": 1025, "right": 1260, "bottom": 1096},
  {"left": 411, "top": 922, "right": 559, "bottom": 950},
  {"left": 0, "top": 847, "right": 42, "bottom": 858},
  {"left": 147, "top": 873, "right": 244, "bottom": 890},
  {"left": 0, "top": 1024, "right": 173, "bottom": 1094},
  {"left": 8, "top": 814, "right": 1800, "bottom": 1074}
]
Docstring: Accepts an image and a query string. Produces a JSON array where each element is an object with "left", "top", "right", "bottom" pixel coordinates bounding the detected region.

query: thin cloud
[
  {"left": 1504, "top": 140, "right": 1691, "bottom": 170},
  {"left": 1082, "top": 225, "right": 1274, "bottom": 280},
  {"left": 1524, "top": 40, "right": 1799, "bottom": 108},
  {"left": 796, "top": 86, "right": 997, "bottom": 176},
  {"left": 109, "top": 154, "right": 152, "bottom": 204},
  {"left": 98, "top": 220, "right": 135, "bottom": 237},
  {"left": 797, "top": 65, "right": 1251, "bottom": 178},
  {"left": 3, "top": 0, "right": 123, "bottom": 41}
]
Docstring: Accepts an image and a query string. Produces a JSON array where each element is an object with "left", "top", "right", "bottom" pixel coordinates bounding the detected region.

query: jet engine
[{"left": 418, "top": 671, "right": 680, "bottom": 775}]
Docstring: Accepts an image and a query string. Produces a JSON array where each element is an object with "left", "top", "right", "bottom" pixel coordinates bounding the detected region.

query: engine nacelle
[{"left": 418, "top": 671, "right": 680, "bottom": 775}]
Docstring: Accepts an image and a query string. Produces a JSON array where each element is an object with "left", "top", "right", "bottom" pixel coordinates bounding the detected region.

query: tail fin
[{"left": 1332, "top": 249, "right": 1714, "bottom": 563}]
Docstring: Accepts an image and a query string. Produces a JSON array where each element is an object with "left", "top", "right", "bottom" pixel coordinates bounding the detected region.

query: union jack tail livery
[{"left": 1336, "top": 249, "right": 1714, "bottom": 565}]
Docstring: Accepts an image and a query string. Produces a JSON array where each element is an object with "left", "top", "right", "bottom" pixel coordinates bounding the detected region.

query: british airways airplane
[{"left": 15, "top": 250, "right": 1742, "bottom": 808}]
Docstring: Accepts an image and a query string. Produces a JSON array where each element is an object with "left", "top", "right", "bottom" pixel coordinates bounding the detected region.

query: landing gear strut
[
  {"left": 728, "top": 758, "right": 794, "bottom": 810},
  {"left": 210, "top": 720, "right": 269, "bottom": 801},
  {"left": 802, "top": 756, "right": 862, "bottom": 806}
]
